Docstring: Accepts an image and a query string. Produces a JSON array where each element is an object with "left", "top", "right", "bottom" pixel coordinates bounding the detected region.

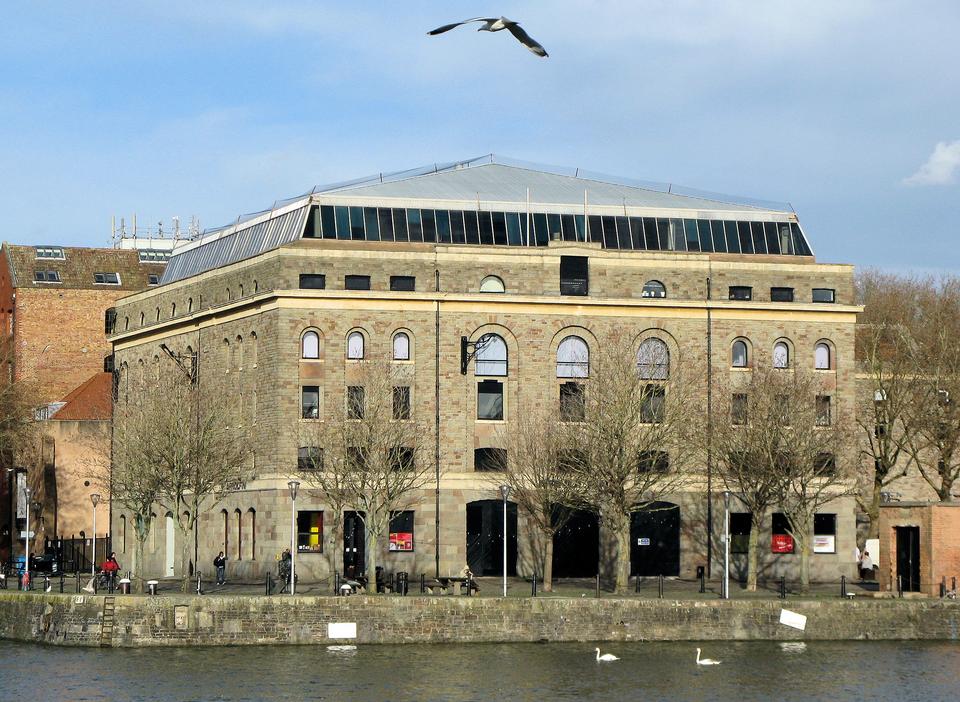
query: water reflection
[{"left": 0, "top": 640, "right": 958, "bottom": 702}]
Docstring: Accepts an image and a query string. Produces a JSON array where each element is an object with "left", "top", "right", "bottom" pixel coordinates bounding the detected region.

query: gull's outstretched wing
[
  {"left": 427, "top": 18, "right": 493, "bottom": 35},
  {"left": 506, "top": 22, "right": 548, "bottom": 57}
]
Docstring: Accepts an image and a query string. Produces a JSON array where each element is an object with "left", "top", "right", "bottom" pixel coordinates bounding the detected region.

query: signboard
[
  {"left": 389, "top": 532, "right": 414, "bottom": 552},
  {"left": 779, "top": 609, "right": 807, "bottom": 631},
  {"left": 771, "top": 534, "right": 794, "bottom": 554},
  {"left": 813, "top": 535, "right": 836, "bottom": 554},
  {"left": 637, "top": 537, "right": 651, "bottom": 546},
  {"left": 328, "top": 622, "right": 357, "bottom": 639},
  {"left": 15, "top": 472, "right": 26, "bottom": 519},
  {"left": 19, "top": 531, "right": 35, "bottom": 539}
]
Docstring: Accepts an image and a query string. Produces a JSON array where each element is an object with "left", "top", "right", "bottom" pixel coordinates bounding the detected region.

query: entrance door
[
  {"left": 552, "top": 508, "right": 599, "bottom": 578},
  {"left": 164, "top": 513, "right": 175, "bottom": 577},
  {"left": 343, "top": 511, "right": 365, "bottom": 579},
  {"left": 895, "top": 526, "right": 921, "bottom": 592},
  {"left": 631, "top": 502, "right": 681, "bottom": 576},
  {"left": 466, "top": 500, "right": 517, "bottom": 576}
]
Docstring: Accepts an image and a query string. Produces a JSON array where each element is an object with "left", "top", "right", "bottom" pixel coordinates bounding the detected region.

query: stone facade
[{"left": 109, "top": 235, "right": 860, "bottom": 586}]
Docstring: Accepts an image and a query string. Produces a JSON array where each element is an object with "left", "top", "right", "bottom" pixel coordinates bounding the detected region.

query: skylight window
[
  {"left": 35, "top": 246, "right": 65, "bottom": 260},
  {"left": 138, "top": 249, "right": 171, "bottom": 262},
  {"left": 94, "top": 272, "right": 121, "bottom": 285},
  {"left": 34, "top": 270, "right": 61, "bottom": 283}
]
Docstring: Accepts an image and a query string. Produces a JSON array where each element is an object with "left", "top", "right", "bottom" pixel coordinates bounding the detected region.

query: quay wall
[{"left": 1, "top": 592, "right": 959, "bottom": 647}]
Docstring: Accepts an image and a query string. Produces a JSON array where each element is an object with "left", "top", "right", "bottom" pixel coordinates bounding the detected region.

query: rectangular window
[
  {"left": 478, "top": 212, "right": 494, "bottom": 245},
  {"left": 406, "top": 209, "right": 423, "bottom": 242},
  {"left": 138, "top": 249, "right": 171, "bottom": 262},
  {"left": 435, "top": 210, "right": 452, "bottom": 243},
  {"left": 344, "top": 275, "right": 371, "bottom": 291},
  {"left": 377, "top": 208, "right": 395, "bottom": 241},
  {"left": 771, "top": 513, "right": 794, "bottom": 554},
  {"left": 390, "top": 275, "right": 416, "bottom": 292},
  {"left": 732, "top": 393, "right": 748, "bottom": 425},
  {"left": 559, "top": 382, "right": 585, "bottom": 422},
  {"left": 477, "top": 379, "right": 504, "bottom": 420},
  {"left": 93, "top": 272, "right": 120, "bottom": 285},
  {"left": 421, "top": 209, "right": 436, "bottom": 242},
  {"left": 812, "top": 288, "right": 836, "bottom": 303},
  {"left": 392, "top": 208, "right": 409, "bottom": 241},
  {"left": 813, "top": 513, "right": 837, "bottom": 554},
  {"left": 770, "top": 287, "right": 794, "bottom": 302},
  {"left": 463, "top": 211, "right": 480, "bottom": 244},
  {"left": 474, "top": 447, "right": 507, "bottom": 472},
  {"left": 349, "top": 206, "right": 365, "bottom": 240},
  {"left": 816, "top": 395, "right": 832, "bottom": 426},
  {"left": 640, "top": 385, "right": 665, "bottom": 424},
  {"left": 728, "top": 286, "right": 752, "bottom": 301},
  {"left": 320, "top": 205, "right": 337, "bottom": 239},
  {"left": 148, "top": 274, "right": 160, "bottom": 286},
  {"left": 393, "top": 386, "right": 411, "bottom": 420},
  {"left": 730, "top": 513, "right": 751, "bottom": 554},
  {"left": 34, "top": 270, "right": 61, "bottom": 283},
  {"left": 389, "top": 510, "right": 414, "bottom": 552},
  {"left": 347, "top": 386, "right": 365, "bottom": 419},
  {"left": 301, "top": 386, "right": 320, "bottom": 419},
  {"left": 560, "top": 256, "right": 589, "bottom": 296},
  {"left": 35, "top": 246, "right": 65, "bottom": 259},
  {"left": 299, "top": 274, "right": 326, "bottom": 290},
  {"left": 297, "top": 447, "right": 323, "bottom": 472},
  {"left": 363, "top": 207, "right": 380, "bottom": 240},
  {"left": 296, "top": 511, "right": 323, "bottom": 553}
]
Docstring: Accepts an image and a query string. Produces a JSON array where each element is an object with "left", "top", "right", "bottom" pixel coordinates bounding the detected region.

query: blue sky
[{"left": 2, "top": 1, "right": 958, "bottom": 271}]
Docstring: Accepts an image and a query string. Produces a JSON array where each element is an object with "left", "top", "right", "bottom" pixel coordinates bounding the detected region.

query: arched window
[
  {"left": 226, "top": 288, "right": 232, "bottom": 301},
  {"left": 815, "top": 342, "right": 832, "bottom": 370},
  {"left": 732, "top": 339, "right": 749, "bottom": 368},
  {"left": 347, "top": 331, "right": 365, "bottom": 360},
  {"left": 235, "top": 508, "right": 243, "bottom": 561},
  {"left": 139, "top": 312, "right": 145, "bottom": 326},
  {"left": 557, "top": 336, "right": 589, "bottom": 378},
  {"left": 170, "top": 302, "right": 176, "bottom": 318},
  {"left": 773, "top": 341, "right": 789, "bottom": 369},
  {"left": 642, "top": 280, "right": 666, "bottom": 299},
  {"left": 236, "top": 335, "right": 244, "bottom": 369},
  {"left": 480, "top": 275, "right": 505, "bottom": 293},
  {"left": 475, "top": 334, "right": 507, "bottom": 376},
  {"left": 188, "top": 298, "right": 193, "bottom": 313},
  {"left": 150, "top": 512, "right": 157, "bottom": 551},
  {"left": 302, "top": 331, "right": 320, "bottom": 359},
  {"left": 253, "top": 280, "right": 259, "bottom": 294},
  {"left": 155, "top": 307, "right": 160, "bottom": 322},
  {"left": 124, "top": 317, "right": 129, "bottom": 331},
  {"left": 221, "top": 509, "right": 229, "bottom": 554},
  {"left": 393, "top": 332, "right": 410, "bottom": 361},
  {"left": 119, "top": 515, "right": 126, "bottom": 553},
  {"left": 239, "top": 284, "right": 244, "bottom": 298},
  {"left": 248, "top": 508, "right": 256, "bottom": 561},
  {"left": 638, "top": 338, "right": 670, "bottom": 380},
  {"left": 250, "top": 332, "right": 258, "bottom": 367}
]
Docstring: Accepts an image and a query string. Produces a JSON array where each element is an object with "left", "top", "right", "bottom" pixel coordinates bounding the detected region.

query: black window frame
[
  {"left": 730, "top": 512, "right": 751, "bottom": 554},
  {"left": 34, "top": 270, "right": 61, "bottom": 283},
  {"left": 347, "top": 386, "right": 365, "bottom": 419},
  {"left": 388, "top": 510, "right": 415, "bottom": 552},
  {"left": 559, "top": 382, "right": 585, "bottom": 422},
  {"left": 770, "top": 287, "right": 794, "bottom": 302},
  {"left": 389, "top": 275, "right": 416, "bottom": 292},
  {"left": 301, "top": 386, "right": 320, "bottom": 419},
  {"left": 344, "top": 275, "right": 371, "bottom": 291},
  {"left": 296, "top": 510, "right": 323, "bottom": 553},
  {"left": 812, "top": 288, "right": 836, "bottom": 303},
  {"left": 728, "top": 286, "right": 753, "bottom": 301},
  {"left": 393, "top": 385, "right": 411, "bottom": 420},
  {"left": 477, "top": 379, "right": 504, "bottom": 421},
  {"left": 299, "top": 274, "right": 326, "bottom": 290},
  {"left": 474, "top": 447, "right": 507, "bottom": 472},
  {"left": 560, "top": 255, "right": 589, "bottom": 296}
]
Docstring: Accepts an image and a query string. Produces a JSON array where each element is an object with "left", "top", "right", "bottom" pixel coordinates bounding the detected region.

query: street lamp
[
  {"left": 90, "top": 494, "right": 101, "bottom": 577},
  {"left": 723, "top": 490, "right": 731, "bottom": 600},
  {"left": 23, "top": 487, "right": 32, "bottom": 589},
  {"left": 499, "top": 484, "right": 511, "bottom": 597},
  {"left": 288, "top": 481, "right": 300, "bottom": 595}
]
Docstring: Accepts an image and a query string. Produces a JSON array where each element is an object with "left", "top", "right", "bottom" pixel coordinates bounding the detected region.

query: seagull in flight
[{"left": 428, "top": 17, "right": 548, "bottom": 57}]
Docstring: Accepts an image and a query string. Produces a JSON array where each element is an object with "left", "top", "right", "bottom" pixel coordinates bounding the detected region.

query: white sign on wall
[
  {"left": 328, "top": 622, "right": 357, "bottom": 639},
  {"left": 813, "top": 535, "right": 836, "bottom": 554},
  {"left": 779, "top": 609, "right": 807, "bottom": 631}
]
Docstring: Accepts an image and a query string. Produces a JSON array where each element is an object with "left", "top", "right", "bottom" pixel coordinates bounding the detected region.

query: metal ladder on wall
[{"left": 99, "top": 596, "right": 116, "bottom": 648}]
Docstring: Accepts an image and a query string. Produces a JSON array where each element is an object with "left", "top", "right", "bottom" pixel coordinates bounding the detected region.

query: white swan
[
  {"left": 696, "top": 648, "right": 721, "bottom": 665},
  {"left": 595, "top": 647, "right": 619, "bottom": 662}
]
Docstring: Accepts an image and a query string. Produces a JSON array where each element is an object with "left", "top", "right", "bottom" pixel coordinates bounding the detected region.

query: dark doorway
[
  {"left": 343, "top": 511, "right": 366, "bottom": 579},
  {"left": 466, "top": 500, "right": 516, "bottom": 576},
  {"left": 895, "top": 526, "right": 921, "bottom": 592},
  {"left": 552, "top": 509, "right": 599, "bottom": 578},
  {"left": 631, "top": 502, "right": 681, "bottom": 576}
]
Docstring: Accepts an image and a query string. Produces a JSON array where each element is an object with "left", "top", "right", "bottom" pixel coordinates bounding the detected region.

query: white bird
[
  {"left": 45, "top": 583, "right": 52, "bottom": 593},
  {"left": 696, "top": 648, "right": 721, "bottom": 665},
  {"left": 428, "top": 17, "right": 549, "bottom": 57},
  {"left": 595, "top": 647, "right": 619, "bottom": 662}
]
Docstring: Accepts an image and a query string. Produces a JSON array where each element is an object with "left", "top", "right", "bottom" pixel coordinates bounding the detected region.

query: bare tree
[
  {"left": 317, "top": 361, "right": 430, "bottom": 589},
  {"left": 140, "top": 364, "right": 252, "bottom": 591},
  {"left": 492, "top": 413, "right": 582, "bottom": 592},
  {"left": 561, "top": 334, "right": 698, "bottom": 594},
  {"left": 296, "top": 433, "right": 352, "bottom": 577}
]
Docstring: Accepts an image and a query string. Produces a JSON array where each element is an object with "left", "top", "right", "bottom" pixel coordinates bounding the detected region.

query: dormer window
[
  {"left": 35, "top": 246, "right": 65, "bottom": 260},
  {"left": 94, "top": 272, "right": 121, "bottom": 285},
  {"left": 34, "top": 270, "right": 61, "bottom": 283},
  {"left": 148, "top": 274, "right": 160, "bottom": 286}
]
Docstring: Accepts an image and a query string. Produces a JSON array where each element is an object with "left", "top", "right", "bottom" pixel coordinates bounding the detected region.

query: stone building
[
  {"left": 0, "top": 243, "right": 167, "bottom": 566},
  {"left": 107, "top": 156, "right": 860, "bottom": 584}
]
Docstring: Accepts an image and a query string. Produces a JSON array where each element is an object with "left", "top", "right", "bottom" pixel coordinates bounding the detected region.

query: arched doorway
[
  {"left": 552, "top": 508, "right": 599, "bottom": 578},
  {"left": 466, "top": 500, "right": 517, "bottom": 576},
  {"left": 631, "top": 501, "right": 680, "bottom": 576}
]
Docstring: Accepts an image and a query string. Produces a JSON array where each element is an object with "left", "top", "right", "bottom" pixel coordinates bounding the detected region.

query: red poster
[
  {"left": 389, "top": 532, "right": 414, "bottom": 552},
  {"left": 771, "top": 534, "right": 794, "bottom": 554}
]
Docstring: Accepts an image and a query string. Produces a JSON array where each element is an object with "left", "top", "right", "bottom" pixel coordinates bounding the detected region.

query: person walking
[
  {"left": 214, "top": 551, "right": 227, "bottom": 586},
  {"left": 102, "top": 552, "right": 121, "bottom": 589}
]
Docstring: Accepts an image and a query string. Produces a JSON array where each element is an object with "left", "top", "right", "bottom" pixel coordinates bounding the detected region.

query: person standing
[
  {"left": 214, "top": 551, "right": 227, "bottom": 586},
  {"left": 860, "top": 551, "right": 874, "bottom": 581}
]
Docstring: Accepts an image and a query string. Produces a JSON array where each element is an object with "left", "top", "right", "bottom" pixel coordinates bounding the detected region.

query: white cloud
[{"left": 903, "top": 141, "right": 960, "bottom": 186}]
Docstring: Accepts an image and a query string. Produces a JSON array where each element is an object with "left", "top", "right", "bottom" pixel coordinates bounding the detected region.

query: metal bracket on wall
[
  {"left": 159, "top": 344, "right": 198, "bottom": 383},
  {"left": 460, "top": 334, "right": 493, "bottom": 375}
]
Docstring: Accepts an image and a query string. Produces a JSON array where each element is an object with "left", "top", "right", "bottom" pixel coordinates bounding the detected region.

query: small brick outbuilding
[{"left": 878, "top": 502, "right": 960, "bottom": 597}]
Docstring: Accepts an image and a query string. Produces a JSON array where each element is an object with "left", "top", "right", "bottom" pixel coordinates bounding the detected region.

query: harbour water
[{"left": 1, "top": 639, "right": 958, "bottom": 701}]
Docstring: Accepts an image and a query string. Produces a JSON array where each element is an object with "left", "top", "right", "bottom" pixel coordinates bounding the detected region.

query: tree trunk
[
  {"left": 133, "top": 516, "right": 149, "bottom": 594},
  {"left": 542, "top": 532, "right": 555, "bottom": 593},
  {"left": 797, "top": 531, "right": 811, "bottom": 592},
  {"left": 177, "top": 518, "right": 194, "bottom": 593},
  {"left": 612, "top": 516, "right": 631, "bottom": 594},
  {"left": 939, "top": 476, "right": 955, "bottom": 502},
  {"left": 746, "top": 517, "right": 761, "bottom": 592},
  {"left": 867, "top": 478, "right": 882, "bottom": 539},
  {"left": 364, "top": 516, "right": 379, "bottom": 594}
]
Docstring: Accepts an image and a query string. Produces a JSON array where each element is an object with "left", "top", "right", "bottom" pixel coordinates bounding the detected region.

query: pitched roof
[
  {"left": 51, "top": 372, "right": 112, "bottom": 421},
  {"left": 2, "top": 244, "right": 166, "bottom": 290}
]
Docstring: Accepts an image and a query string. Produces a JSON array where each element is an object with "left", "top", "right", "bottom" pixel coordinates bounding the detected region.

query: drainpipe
[{"left": 434, "top": 268, "right": 441, "bottom": 579}]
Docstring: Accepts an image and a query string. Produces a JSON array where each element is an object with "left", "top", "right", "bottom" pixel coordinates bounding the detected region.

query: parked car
[{"left": 30, "top": 553, "right": 59, "bottom": 574}]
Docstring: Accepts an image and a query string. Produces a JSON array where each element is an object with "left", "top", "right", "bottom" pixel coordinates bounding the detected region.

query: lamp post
[
  {"left": 499, "top": 484, "right": 510, "bottom": 597},
  {"left": 723, "top": 490, "right": 730, "bottom": 600},
  {"left": 23, "top": 487, "right": 31, "bottom": 589},
  {"left": 288, "top": 481, "right": 299, "bottom": 595},
  {"left": 90, "top": 494, "right": 101, "bottom": 576}
]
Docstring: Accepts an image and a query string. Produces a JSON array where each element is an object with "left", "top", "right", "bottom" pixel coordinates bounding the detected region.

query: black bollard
[
  {"left": 658, "top": 574, "right": 664, "bottom": 599},
  {"left": 76, "top": 572, "right": 81, "bottom": 593},
  {"left": 59, "top": 572, "right": 65, "bottom": 593},
  {"left": 840, "top": 575, "right": 847, "bottom": 599},
  {"left": 531, "top": 574, "right": 537, "bottom": 597},
  {"left": 596, "top": 574, "right": 601, "bottom": 598},
  {"left": 420, "top": 573, "right": 426, "bottom": 594},
  {"left": 699, "top": 571, "right": 705, "bottom": 594},
  {"left": 779, "top": 576, "right": 786, "bottom": 600},
  {"left": 635, "top": 575, "right": 641, "bottom": 594}
]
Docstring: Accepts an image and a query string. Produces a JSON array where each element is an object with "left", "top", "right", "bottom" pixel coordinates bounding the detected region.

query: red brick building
[
  {"left": 0, "top": 243, "right": 167, "bottom": 565},
  {"left": 878, "top": 502, "right": 960, "bottom": 597}
]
